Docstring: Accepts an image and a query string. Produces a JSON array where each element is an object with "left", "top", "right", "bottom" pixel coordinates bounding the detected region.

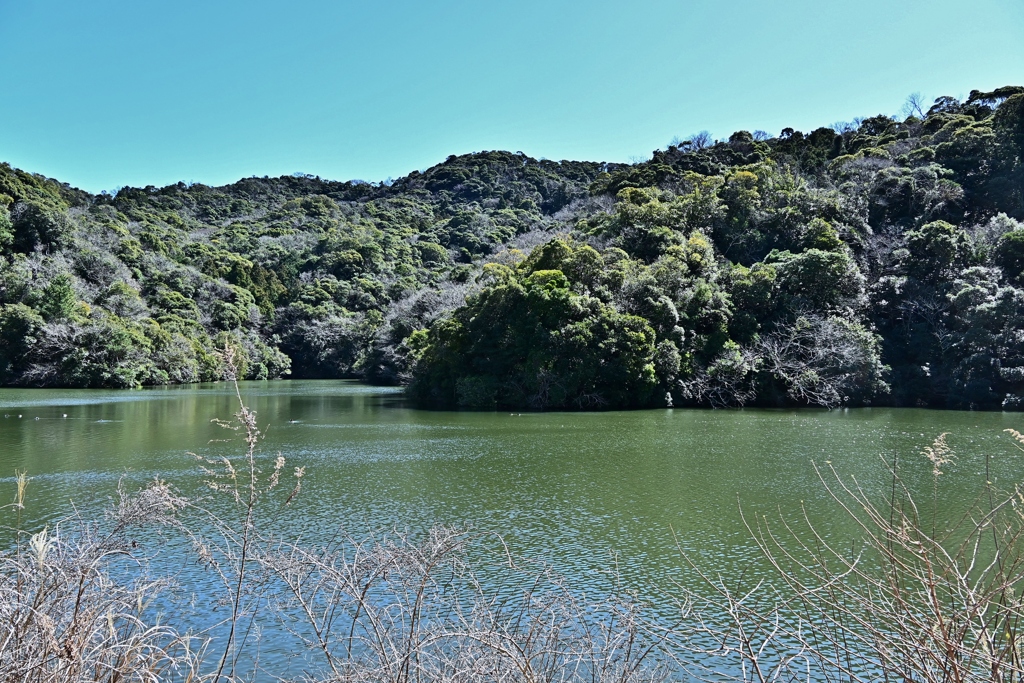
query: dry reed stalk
[
  {"left": 676, "top": 431, "right": 1024, "bottom": 683},
  {"left": 260, "top": 526, "right": 680, "bottom": 683},
  {"left": 0, "top": 479, "right": 203, "bottom": 683}
]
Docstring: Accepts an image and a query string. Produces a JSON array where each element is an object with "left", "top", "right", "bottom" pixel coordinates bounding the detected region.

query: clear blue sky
[{"left": 1, "top": 0, "right": 1021, "bottom": 193}]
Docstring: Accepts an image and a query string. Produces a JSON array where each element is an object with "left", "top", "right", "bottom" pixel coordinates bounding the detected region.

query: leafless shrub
[
  {"left": 677, "top": 345, "right": 758, "bottom": 408},
  {"left": 678, "top": 432, "right": 1024, "bottom": 683},
  {"left": 861, "top": 231, "right": 905, "bottom": 278},
  {"left": 262, "top": 526, "right": 680, "bottom": 683},
  {"left": 970, "top": 213, "right": 1023, "bottom": 255},
  {"left": 486, "top": 229, "right": 572, "bottom": 267},
  {"left": 185, "top": 346, "right": 304, "bottom": 682},
  {"left": 0, "top": 480, "right": 204, "bottom": 683},
  {"left": 552, "top": 195, "right": 616, "bottom": 224},
  {"left": 900, "top": 290, "right": 956, "bottom": 354},
  {"left": 382, "top": 279, "right": 478, "bottom": 328},
  {"left": 754, "top": 315, "right": 887, "bottom": 408}
]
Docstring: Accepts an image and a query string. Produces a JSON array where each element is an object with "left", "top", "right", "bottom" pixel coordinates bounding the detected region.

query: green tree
[
  {"left": 38, "top": 273, "right": 77, "bottom": 321},
  {"left": 995, "top": 230, "right": 1024, "bottom": 282},
  {"left": 410, "top": 258, "right": 658, "bottom": 410},
  {"left": 765, "top": 248, "right": 863, "bottom": 311},
  {"left": 904, "top": 220, "right": 973, "bottom": 282},
  {"left": 11, "top": 202, "right": 73, "bottom": 253},
  {"left": 0, "top": 303, "right": 43, "bottom": 382},
  {"left": 0, "top": 201, "right": 13, "bottom": 250}
]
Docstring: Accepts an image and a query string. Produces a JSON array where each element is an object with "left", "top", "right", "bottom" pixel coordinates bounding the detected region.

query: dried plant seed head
[
  {"left": 1006, "top": 428, "right": 1024, "bottom": 450},
  {"left": 14, "top": 469, "right": 28, "bottom": 508},
  {"left": 29, "top": 526, "right": 54, "bottom": 569},
  {"left": 923, "top": 432, "right": 954, "bottom": 479}
]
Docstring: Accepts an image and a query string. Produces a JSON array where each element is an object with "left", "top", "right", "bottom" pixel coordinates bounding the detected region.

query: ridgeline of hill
[{"left": 2, "top": 87, "right": 1023, "bottom": 410}]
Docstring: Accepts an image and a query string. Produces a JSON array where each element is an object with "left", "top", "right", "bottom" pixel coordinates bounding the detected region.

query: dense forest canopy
[{"left": 2, "top": 86, "right": 1023, "bottom": 410}]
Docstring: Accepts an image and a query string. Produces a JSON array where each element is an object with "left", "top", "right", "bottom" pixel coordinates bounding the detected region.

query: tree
[
  {"left": 0, "top": 203, "right": 12, "bottom": 250},
  {"left": 10, "top": 202, "right": 72, "bottom": 253},
  {"left": 754, "top": 315, "right": 889, "bottom": 407},
  {"left": 994, "top": 93, "right": 1024, "bottom": 155},
  {"left": 904, "top": 220, "right": 973, "bottom": 282},
  {"left": 37, "top": 273, "right": 76, "bottom": 321},
  {"left": 0, "top": 303, "right": 42, "bottom": 382},
  {"left": 409, "top": 247, "right": 659, "bottom": 410},
  {"left": 765, "top": 248, "right": 864, "bottom": 311},
  {"left": 688, "top": 131, "right": 713, "bottom": 150},
  {"left": 901, "top": 91, "right": 927, "bottom": 119},
  {"left": 994, "top": 229, "right": 1024, "bottom": 281}
]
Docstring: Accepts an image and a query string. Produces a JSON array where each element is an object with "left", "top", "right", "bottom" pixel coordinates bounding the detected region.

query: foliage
[
  {"left": 1, "top": 85, "right": 1023, "bottom": 408},
  {"left": 408, "top": 244, "right": 661, "bottom": 410}
]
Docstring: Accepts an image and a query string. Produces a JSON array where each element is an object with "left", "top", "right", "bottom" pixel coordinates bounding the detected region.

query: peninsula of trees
[{"left": 1, "top": 86, "right": 1023, "bottom": 410}]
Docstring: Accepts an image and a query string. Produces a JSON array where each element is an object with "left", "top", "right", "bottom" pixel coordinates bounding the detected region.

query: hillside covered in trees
[{"left": 1, "top": 86, "right": 1023, "bottom": 410}]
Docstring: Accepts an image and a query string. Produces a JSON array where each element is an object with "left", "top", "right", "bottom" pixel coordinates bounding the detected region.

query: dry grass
[
  {"left": 262, "top": 525, "right": 679, "bottom": 683},
  {"left": 0, "top": 478, "right": 202, "bottom": 683},
  {"left": 678, "top": 431, "right": 1024, "bottom": 683}
]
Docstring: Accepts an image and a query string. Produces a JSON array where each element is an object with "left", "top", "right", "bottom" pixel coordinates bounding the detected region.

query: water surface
[{"left": 1, "top": 380, "right": 1021, "bottom": 675}]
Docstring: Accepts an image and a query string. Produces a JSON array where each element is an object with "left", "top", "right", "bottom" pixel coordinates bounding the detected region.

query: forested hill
[{"left": 2, "top": 87, "right": 1023, "bottom": 410}]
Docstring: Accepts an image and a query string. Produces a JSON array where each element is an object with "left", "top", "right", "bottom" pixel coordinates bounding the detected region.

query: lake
[{"left": 2, "top": 380, "right": 1022, "bottom": 677}]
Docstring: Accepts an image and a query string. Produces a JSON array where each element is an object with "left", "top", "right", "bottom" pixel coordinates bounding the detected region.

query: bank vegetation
[{"left": 1, "top": 87, "right": 1024, "bottom": 409}]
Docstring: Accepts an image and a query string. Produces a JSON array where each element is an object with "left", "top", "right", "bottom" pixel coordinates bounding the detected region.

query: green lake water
[{"left": 2, "top": 379, "right": 1023, "bottom": 676}]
